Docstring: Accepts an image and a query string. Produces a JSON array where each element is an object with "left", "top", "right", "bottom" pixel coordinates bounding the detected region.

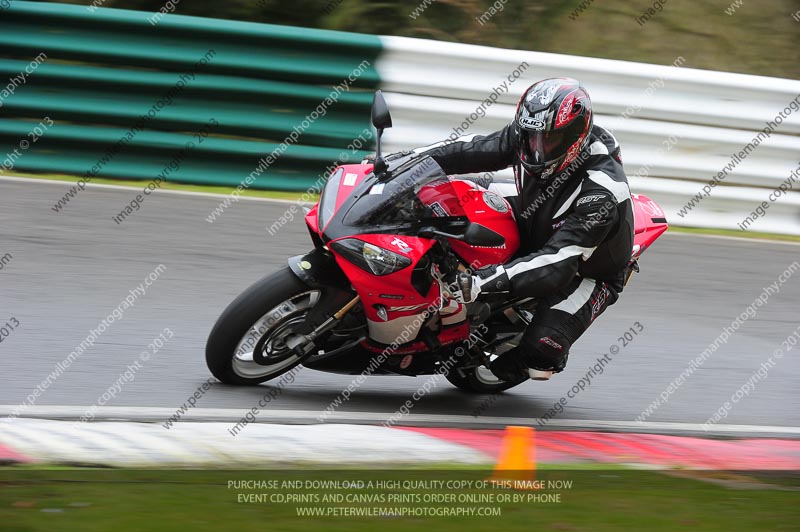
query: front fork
[
  {"left": 285, "top": 295, "right": 360, "bottom": 355},
  {"left": 286, "top": 249, "right": 361, "bottom": 356}
]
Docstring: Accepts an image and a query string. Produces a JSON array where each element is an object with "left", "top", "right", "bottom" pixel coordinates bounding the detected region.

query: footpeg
[{"left": 528, "top": 369, "right": 552, "bottom": 381}]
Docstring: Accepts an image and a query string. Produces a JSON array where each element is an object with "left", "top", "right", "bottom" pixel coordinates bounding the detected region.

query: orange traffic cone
[{"left": 488, "top": 425, "right": 539, "bottom": 490}]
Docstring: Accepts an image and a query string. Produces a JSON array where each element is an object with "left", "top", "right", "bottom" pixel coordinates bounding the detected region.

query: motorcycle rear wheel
[{"left": 445, "top": 359, "right": 527, "bottom": 394}]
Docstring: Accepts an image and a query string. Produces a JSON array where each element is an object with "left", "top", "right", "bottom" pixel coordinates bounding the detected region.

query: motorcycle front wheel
[{"left": 206, "top": 267, "right": 345, "bottom": 385}]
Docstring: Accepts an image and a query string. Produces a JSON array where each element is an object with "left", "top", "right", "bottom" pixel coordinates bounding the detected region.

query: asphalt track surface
[{"left": 1, "top": 177, "right": 798, "bottom": 435}]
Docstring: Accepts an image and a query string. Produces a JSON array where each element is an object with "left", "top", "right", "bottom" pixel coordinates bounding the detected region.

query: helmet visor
[{"left": 527, "top": 130, "right": 568, "bottom": 164}]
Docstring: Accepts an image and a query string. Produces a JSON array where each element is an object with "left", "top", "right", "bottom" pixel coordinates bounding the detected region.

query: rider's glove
[{"left": 447, "top": 265, "right": 510, "bottom": 304}]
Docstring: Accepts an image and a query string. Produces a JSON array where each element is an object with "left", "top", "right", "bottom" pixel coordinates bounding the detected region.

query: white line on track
[{"left": 1, "top": 406, "right": 798, "bottom": 438}]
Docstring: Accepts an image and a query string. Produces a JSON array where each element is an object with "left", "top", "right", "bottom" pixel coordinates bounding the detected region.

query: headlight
[{"left": 331, "top": 238, "right": 412, "bottom": 276}]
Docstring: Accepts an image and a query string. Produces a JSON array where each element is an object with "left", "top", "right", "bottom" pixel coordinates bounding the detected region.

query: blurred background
[{"left": 32, "top": 0, "right": 800, "bottom": 78}]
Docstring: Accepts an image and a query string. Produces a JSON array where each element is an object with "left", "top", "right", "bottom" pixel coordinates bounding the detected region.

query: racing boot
[{"left": 490, "top": 327, "right": 569, "bottom": 382}]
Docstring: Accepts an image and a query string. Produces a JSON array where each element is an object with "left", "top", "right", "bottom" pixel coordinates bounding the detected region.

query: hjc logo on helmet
[{"left": 518, "top": 116, "right": 545, "bottom": 130}]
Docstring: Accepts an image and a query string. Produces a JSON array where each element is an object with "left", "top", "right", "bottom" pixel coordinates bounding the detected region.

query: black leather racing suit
[{"left": 412, "top": 123, "right": 635, "bottom": 371}]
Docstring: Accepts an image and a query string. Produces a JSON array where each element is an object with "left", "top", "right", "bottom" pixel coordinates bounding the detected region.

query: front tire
[{"left": 206, "top": 267, "right": 321, "bottom": 385}]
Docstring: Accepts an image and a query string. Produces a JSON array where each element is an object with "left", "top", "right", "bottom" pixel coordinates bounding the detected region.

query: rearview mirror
[
  {"left": 371, "top": 90, "right": 392, "bottom": 176},
  {"left": 463, "top": 223, "right": 506, "bottom": 247},
  {"left": 371, "top": 90, "right": 393, "bottom": 130}
]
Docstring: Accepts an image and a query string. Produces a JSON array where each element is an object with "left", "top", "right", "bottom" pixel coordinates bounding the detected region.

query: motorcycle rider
[{"left": 396, "top": 78, "right": 634, "bottom": 382}]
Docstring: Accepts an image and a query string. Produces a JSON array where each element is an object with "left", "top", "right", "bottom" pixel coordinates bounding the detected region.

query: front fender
[{"left": 288, "top": 248, "right": 351, "bottom": 289}]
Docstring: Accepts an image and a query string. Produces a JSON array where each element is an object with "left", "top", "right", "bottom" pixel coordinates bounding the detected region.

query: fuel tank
[{"left": 417, "top": 179, "right": 520, "bottom": 268}]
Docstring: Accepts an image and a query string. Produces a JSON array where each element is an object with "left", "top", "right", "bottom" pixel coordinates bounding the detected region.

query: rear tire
[
  {"left": 445, "top": 364, "right": 526, "bottom": 394},
  {"left": 205, "top": 267, "right": 318, "bottom": 385}
]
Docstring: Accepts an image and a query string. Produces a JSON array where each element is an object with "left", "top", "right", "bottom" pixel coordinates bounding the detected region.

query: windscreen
[
  {"left": 318, "top": 167, "right": 344, "bottom": 231},
  {"left": 342, "top": 156, "right": 459, "bottom": 226}
]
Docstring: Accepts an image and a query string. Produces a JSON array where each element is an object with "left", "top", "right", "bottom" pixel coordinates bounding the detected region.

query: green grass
[
  {"left": 9, "top": 171, "right": 316, "bottom": 202},
  {"left": 0, "top": 468, "right": 797, "bottom": 531}
]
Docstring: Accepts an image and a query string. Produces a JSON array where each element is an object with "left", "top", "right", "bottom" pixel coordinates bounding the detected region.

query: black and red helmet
[{"left": 514, "top": 78, "right": 593, "bottom": 185}]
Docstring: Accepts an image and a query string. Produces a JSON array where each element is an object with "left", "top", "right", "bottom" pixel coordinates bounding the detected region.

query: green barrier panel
[
  {"left": 0, "top": 119, "right": 355, "bottom": 191},
  {"left": 0, "top": 1, "right": 381, "bottom": 191}
]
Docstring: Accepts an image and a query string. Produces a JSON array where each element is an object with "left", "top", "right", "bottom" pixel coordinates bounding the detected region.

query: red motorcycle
[{"left": 206, "top": 91, "right": 668, "bottom": 393}]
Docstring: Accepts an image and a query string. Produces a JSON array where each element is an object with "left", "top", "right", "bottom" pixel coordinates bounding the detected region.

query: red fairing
[
  {"left": 361, "top": 321, "right": 470, "bottom": 354},
  {"left": 306, "top": 164, "right": 373, "bottom": 236},
  {"left": 329, "top": 234, "right": 440, "bottom": 323},
  {"left": 334, "top": 164, "right": 373, "bottom": 211},
  {"left": 417, "top": 179, "right": 520, "bottom": 268},
  {"left": 631, "top": 193, "right": 669, "bottom": 259},
  {"left": 305, "top": 204, "right": 319, "bottom": 235}
]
